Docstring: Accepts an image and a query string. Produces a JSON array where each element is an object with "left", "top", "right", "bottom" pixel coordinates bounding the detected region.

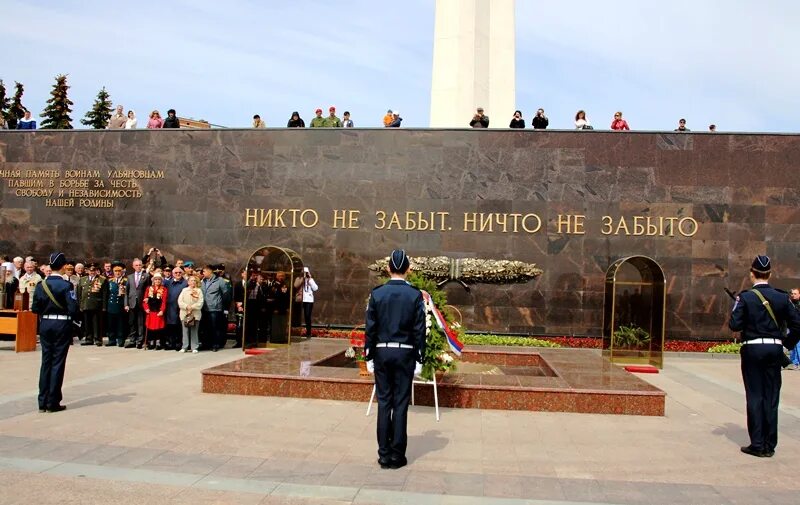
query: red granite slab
[{"left": 201, "top": 340, "right": 665, "bottom": 416}]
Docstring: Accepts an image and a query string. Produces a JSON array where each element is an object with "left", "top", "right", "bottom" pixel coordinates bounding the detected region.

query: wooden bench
[{"left": 0, "top": 310, "right": 38, "bottom": 352}]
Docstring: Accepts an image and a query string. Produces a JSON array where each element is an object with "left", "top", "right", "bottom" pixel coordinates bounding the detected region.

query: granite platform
[{"left": 201, "top": 340, "right": 665, "bottom": 416}]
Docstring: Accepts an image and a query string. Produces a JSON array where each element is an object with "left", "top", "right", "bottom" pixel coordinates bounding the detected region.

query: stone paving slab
[{"left": 2, "top": 345, "right": 800, "bottom": 504}]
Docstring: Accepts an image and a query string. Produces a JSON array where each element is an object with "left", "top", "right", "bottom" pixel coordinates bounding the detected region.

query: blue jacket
[
  {"left": 365, "top": 279, "right": 426, "bottom": 362},
  {"left": 17, "top": 119, "right": 37, "bottom": 130},
  {"left": 31, "top": 275, "right": 78, "bottom": 317},
  {"left": 165, "top": 277, "right": 188, "bottom": 324},
  {"left": 107, "top": 277, "right": 127, "bottom": 315},
  {"left": 201, "top": 275, "right": 229, "bottom": 312},
  {"left": 729, "top": 283, "right": 800, "bottom": 343}
]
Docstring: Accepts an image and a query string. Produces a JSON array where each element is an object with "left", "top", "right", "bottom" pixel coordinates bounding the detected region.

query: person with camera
[
  {"left": 729, "top": 255, "right": 800, "bottom": 457},
  {"left": 469, "top": 107, "right": 489, "bottom": 128},
  {"left": 178, "top": 275, "right": 204, "bottom": 353},
  {"left": 531, "top": 108, "right": 549, "bottom": 129},
  {"left": 142, "top": 247, "right": 167, "bottom": 273},
  {"left": 293, "top": 267, "right": 319, "bottom": 338},
  {"left": 509, "top": 110, "right": 525, "bottom": 128}
]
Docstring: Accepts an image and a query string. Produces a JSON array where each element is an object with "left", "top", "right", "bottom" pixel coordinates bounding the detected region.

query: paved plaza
[{"left": 1, "top": 343, "right": 799, "bottom": 504}]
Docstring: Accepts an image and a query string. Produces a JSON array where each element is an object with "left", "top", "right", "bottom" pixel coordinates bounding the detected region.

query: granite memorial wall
[{"left": 1, "top": 129, "right": 798, "bottom": 339}]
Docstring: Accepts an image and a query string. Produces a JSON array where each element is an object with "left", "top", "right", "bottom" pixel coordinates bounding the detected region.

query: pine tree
[
  {"left": 7, "top": 81, "right": 25, "bottom": 129},
  {"left": 0, "top": 80, "right": 10, "bottom": 128},
  {"left": 40, "top": 74, "right": 74, "bottom": 129},
  {"left": 80, "top": 86, "right": 113, "bottom": 129}
]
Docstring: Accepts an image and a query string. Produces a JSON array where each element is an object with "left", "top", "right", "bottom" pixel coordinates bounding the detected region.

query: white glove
[
  {"left": 366, "top": 360, "right": 374, "bottom": 374},
  {"left": 414, "top": 362, "right": 422, "bottom": 377}
]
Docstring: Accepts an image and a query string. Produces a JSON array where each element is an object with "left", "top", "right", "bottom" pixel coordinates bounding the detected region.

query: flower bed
[{"left": 294, "top": 327, "right": 730, "bottom": 353}]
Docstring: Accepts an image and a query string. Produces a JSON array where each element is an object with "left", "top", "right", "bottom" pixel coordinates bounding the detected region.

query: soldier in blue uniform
[
  {"left": 31, "top": 252, "right": 78, "bottom": 413},
  {"left": 729, "top": 255, "right": 800, "bottom": 457},
  {"left": 365, "top": 249, "right": 426, "bottom": 469}
]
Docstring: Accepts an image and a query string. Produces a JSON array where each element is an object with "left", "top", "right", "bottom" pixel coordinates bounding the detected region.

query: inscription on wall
[
  {"left": 244, "top": 208, "right": 699, "bottom": 237},
  {"left": 1, "top": 169, "right": 164, "bottom": 208}
]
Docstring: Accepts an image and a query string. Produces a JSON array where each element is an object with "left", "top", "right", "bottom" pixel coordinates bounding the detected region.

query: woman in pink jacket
[
  {"left": 147, "top": 110, "right": 164, "bottom": 129},
  {"left": 610, "top": 111, "right": 630, "bottom": 131}
]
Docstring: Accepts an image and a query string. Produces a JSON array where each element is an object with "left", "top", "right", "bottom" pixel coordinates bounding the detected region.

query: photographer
[
  {"left": 532, "top": 108, "right": 549, "bottom": 129},
  {"left": 142, "top": 247, "right": 167, "bottom": 273},
  {"left": 294, "top": 267, "right": 318, "bottom": 338},
  {"left": 469, "top": 107, "right": 489, "bottom": 128},
  {"left": 509, "top": 110, "right": 525, "bottom": 129}
]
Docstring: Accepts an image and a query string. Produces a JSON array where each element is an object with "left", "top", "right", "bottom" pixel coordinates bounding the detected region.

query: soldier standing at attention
[
  {"left": 32, "top": 252, "right": 78, "bottom": 413},
  {"left": 729, "top": 255, "right": 800, "bottom": 457},
  {"left": 76, "top": 262, "right": 109, "bottom": 346},
  {"left": 365, "top": 249, "right": 426, "bottom": 469},
  {"left": 106, "top": 261, "right": 128, "bottom": 347}
]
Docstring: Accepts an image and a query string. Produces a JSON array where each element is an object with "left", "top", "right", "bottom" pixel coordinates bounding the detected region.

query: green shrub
[
  {"left": 707, "top": 343, "right": 742, "bottom": 354},
  {"left": 612, "top": 325, "right": 651, "bottom": 349},
  {"left": 462, "top": 334, "right": 561, "bottom": 348}
]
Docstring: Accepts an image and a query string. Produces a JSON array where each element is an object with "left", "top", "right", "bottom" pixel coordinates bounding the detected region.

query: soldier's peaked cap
[{"left": 751, "top": 255, "right": 771, "bottom": 273}]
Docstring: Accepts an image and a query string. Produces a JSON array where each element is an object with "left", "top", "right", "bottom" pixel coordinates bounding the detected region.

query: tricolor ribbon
[{"left": 422, "top": 290, "right": 463, "bottom": 356}]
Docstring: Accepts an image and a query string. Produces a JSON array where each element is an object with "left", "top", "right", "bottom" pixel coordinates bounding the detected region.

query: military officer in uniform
[
  {"left": 76, "top": 262, "right": 109, "bottom": 346},
  {"left": 729, "top": 255, "right": 800, "bottom": 457},
  {"left": 365, "top": 249, "right": 426, "bottom": 469},
  {"left": 32, "top": 252, "right": 78, "bottom": 413},
  {"left": 106, "top": 261, "right": 128, "bottom": 347}
]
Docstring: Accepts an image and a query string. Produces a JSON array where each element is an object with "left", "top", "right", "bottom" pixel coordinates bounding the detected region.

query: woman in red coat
[
  {"left": 143, "top": 273, "right": 168, "bottom": 349},
  {"left": 610, "top": 111, "right": 630, "bottom": 131}
]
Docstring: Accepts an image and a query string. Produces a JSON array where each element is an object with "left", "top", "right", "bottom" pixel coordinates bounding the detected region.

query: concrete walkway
[{"left": 1, "top": 343, "right": 799, "bottom": 504}]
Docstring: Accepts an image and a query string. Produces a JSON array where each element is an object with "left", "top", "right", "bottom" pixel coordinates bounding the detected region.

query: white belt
[
  {"left": 743, "top": 338, "right": 782, "bottom": 345},
  {"left": 42, "top": 314, "right": 70, "bottom": 320},
  {"left": 376, "top": 343, "right": 413, "bottom": 349}
]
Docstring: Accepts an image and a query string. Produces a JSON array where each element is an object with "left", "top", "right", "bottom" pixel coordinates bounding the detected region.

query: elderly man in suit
[{"left": 124, "top": 258, "right": 150, "bottom": 349}]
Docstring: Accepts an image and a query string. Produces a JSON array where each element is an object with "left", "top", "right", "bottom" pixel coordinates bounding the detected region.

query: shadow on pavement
[
  {"left": 712, "top": 422, "right": 749, "bottom": 447},
  {"left": 407, "top": 430, "right": 450, "bottom": 462},
  {"left": 66, "top": 392, "right": 137, "bottom": 410}
]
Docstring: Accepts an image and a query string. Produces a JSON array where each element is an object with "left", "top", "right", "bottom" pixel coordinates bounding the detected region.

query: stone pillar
[{"left": 430, "top": 0, "right": 516, "bottom": 128}]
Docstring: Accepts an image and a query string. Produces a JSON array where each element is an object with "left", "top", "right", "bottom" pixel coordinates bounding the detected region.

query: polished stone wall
[{"left": 1, "top": 129, "right": 798, "bottom": 339}]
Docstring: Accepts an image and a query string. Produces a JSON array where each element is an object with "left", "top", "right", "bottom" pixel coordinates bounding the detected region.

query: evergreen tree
[
  {"left": 7, "top": 81, "right": 25, "bottom": 129},
  {"left": 0, "top": 80, "right": 10, "bottom": 127},
  {"left": 80, "top": 86, "right": 113, "bottom": 129},
  {"left": 40, "top": 74, "right": 74, "bottom": 129}
]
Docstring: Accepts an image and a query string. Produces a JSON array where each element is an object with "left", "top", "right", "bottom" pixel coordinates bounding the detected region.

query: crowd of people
[
  {"left": 503, "top": 108, "right": 714, "bottom": 132},
  {"left": 0, "top": 102, "right": 718, "bottom": 132},
  {"left": 1, "top": 250, "right": 320, "bottom": 353}
]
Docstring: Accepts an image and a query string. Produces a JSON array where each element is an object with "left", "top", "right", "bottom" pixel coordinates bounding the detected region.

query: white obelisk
[{"left": 429, "top": 0, "right": 516, "bottom": 128}]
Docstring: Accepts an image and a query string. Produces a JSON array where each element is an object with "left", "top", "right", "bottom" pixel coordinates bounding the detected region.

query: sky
[{"left": 2, "top": 0, "right": 798, "bottom": 131}]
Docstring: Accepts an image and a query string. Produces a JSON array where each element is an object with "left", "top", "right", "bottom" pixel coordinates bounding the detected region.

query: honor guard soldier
[
  {"left": 365, "top": 249, "right": 426, "bottom": 469},
  {"left": 31, "top": 252, "right": 78, "bottom": 413},
  {"left": 729, "top": 255, "right": 800, "bottom": 457},
  {"left": 76, "top": 262, "right": 109, "bottom": 346}
]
